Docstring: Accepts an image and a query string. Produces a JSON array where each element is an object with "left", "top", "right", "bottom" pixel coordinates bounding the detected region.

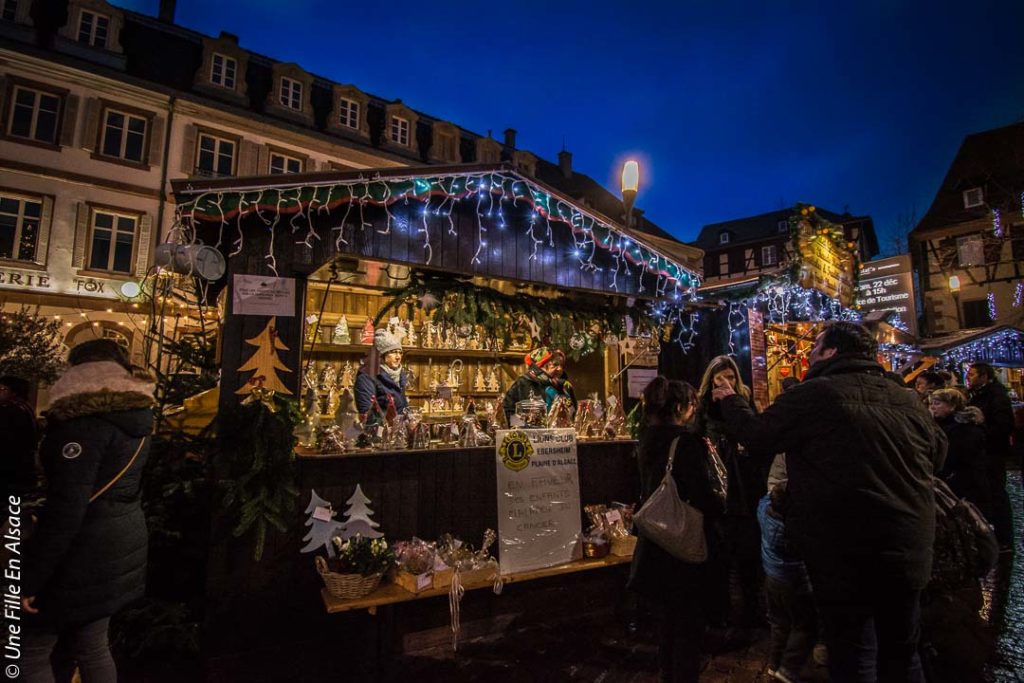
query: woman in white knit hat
[{"left": 354, "top": 328, "right": 409, "bottom": 421}]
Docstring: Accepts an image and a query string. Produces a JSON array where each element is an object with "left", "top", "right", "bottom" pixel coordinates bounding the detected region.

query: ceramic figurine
[
  {"left": 332, "top": 315, "right": 351, "bottom": 345},
  {"left": 360, "top": 318, "right": 374, "bottom": 344}
]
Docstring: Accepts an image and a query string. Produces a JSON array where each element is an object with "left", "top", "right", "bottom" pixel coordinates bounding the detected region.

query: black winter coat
[
  {"left": 0, "top": 397, "right": 38, "bottom": 498},
  {"left": 23, "top": 362, "right": 154, "bottom": 626},
  {"left": 628, "top": 425, "right": 725, "bottom": 603},
  {"left": 935, "top": 409, "right": 991, "bottom": 519},
  {"left": 354, "top": 368, "right": 409, "bottom": 418},
  {"left": 694, "top": 394, "right": 770, "bottom": 518},
  {"left": 969, "top": 381, "right": 1014, "bottom": 459},
  {"left": 719, "top": 354, "right": 946, "bottom": 597}
]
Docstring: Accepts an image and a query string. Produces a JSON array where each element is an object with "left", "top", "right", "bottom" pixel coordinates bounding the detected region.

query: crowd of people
[{"left": 629, "top": 322, "right": 1018, "bottom": 683}]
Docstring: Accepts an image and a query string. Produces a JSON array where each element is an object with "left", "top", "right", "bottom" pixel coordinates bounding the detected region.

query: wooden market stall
[{"left": 169, "top": 163, "right": 702, "bottom": 681}]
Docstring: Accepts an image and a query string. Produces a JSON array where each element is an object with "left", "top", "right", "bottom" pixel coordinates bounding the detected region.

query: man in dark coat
[
  {"left": 0, "top": 375, "right": 39, "bottom": 500},
  {"left": 712, "top": 322, "right": 946, "bottom": 683},
  {"left": 967, "top": 362, "right": 1015, "bottom": 548},
  {"left": 20, "top": 339, "right": 154, "bottom": 682}
]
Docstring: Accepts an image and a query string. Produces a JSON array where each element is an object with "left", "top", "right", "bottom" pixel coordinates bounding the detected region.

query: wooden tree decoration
[
  {"left": 300, "top": 490, "right": 344, "bottom": 557},
  {"left": 236, "top": 317, "right": 293, "bottom": 396},
  {"left": 339, "top": 484, "right": 383, "bottom": 539}
]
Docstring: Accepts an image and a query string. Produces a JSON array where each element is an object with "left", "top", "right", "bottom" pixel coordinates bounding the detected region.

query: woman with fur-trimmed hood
[
  {"left": 929, "top": 387, "right": 991, "bottom": 520},
  {"left": 20, "top": 339, "right": 155, "bottom": 683}
]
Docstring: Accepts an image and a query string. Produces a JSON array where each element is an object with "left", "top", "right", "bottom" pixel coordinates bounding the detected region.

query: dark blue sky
[{"left": 119, "top": 0, "right": 1024, "bottom": 255}]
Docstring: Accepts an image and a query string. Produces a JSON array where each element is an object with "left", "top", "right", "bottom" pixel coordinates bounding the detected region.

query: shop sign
[
  {"left": 0, "top": 265, "right": 125, "bottom": 300},
  {"left": 856, "top": 254, "right": 918, "bottom": 336},
  {"left": 232, "top": 275, "right": 296, "bottom": 316},
  {"left": 495, "top": 428, "right": 581, "bottom": 574},
  {"left": 796, "top": 222, "right": 856, "bottom": 306}
]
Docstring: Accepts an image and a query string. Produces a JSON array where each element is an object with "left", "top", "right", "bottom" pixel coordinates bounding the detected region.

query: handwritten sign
[
  {"left": 232, "top": 275, "right": 296, "bottom": 316},
  {"left": 495, "top": 428, "right": 581, "bottom": 574}
]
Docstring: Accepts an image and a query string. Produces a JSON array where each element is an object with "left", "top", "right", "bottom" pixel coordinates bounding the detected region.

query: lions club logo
[
  {"left": 499, "top": 431, "right": 533, "bottom": 472},
  {"left": 62, "top": 442, "right": 83, "bottom": 460}
]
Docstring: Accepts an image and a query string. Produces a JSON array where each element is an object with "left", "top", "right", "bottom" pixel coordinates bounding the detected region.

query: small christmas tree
[
  {"left": 339, "top": 484, "right": 383, "bottom": 539},
  {"left": 236, "top": 317, "right": 293, "bottom": 396},
  {"left": 0, "top": 306, "right": 65, "bottom": 383},
  {"left": 300, "top": 490, "right": 344, "bottom": 557}
]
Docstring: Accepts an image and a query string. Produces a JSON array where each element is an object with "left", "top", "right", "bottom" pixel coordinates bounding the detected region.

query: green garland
[
  {"left": 786, "top": 202, "right": 862, "bottom": 306},
  {"left": 373, "top": 274, "right": 659, "bottom": 360},
  {"left": 217, "top": 395, "right": 301, "bottom": 561}
]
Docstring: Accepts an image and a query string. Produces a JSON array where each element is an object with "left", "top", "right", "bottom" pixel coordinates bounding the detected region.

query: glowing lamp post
[
  {"left": 948, "top": 275, "right": 964, "bottom": 329},
  {"left": 621, "top": 160, "right": 639, "bottom": 228}
]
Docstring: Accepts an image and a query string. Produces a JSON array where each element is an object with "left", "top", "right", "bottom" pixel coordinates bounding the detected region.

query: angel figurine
[{"left": 339, "top": 361, "right": 355, "bottom": 389}]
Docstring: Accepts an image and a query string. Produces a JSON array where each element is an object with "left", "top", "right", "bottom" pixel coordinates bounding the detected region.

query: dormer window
[
  {"left": 962, "top": 187, "right": 984, "bottom": 209},
  {"left": 777, "top": 220, "right": 789, "bottom": 233},
  {"left": 78, "top": 9, "right": 110, "bottom": 48},
  {"left": 390, "top": 116, "right": 410, "bottom": 146},
  {"left": 211, "top": 53, "right": 237, "bottom": 89},
  {"left": 338, "top": 97, "right": 359, "bottom": 129},
  {"left": 279, "top": 77, "right": 302, "bottom": 110},
  {"left": 719, "top": 232, "right": 730, "bottom": 245}
]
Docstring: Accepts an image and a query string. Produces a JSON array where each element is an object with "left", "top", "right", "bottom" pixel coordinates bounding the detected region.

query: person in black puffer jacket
[
  {"left": 929, "top": 388, "right": 991, "bottom": 520},
  {"left": 20, "top": 339, "right": 154, "bottom": 683},
  {"left": 629, "top": 376, "right": 726, "bottom": 682},
  {"left": 713, "top": 322, "right": 946, "bottom": 683}
]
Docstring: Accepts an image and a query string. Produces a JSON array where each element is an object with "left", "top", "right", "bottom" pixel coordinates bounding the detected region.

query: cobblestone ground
[{"left": 397, "top": 472, "right": 1024, "bottom": 682}]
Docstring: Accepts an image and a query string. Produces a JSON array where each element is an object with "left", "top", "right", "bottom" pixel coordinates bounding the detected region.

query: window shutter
[
  {"left": 36, "top": 196, "right": 54, "bottom": 266},
  {"left": 72, "top": 203, "right": 89, "bottom": 268},
  {"left": 180, "top": 123, "right": 198, "bottom": 174},
  {"left": 81, "top": 98, "right": 102, "bottom": 152},
  {"left": 238, "top": 139, "right": 259, "bottom": 175},
  {"left": 148, "top": 115, "right": 165, "bottom": 167},
  {"left": 60, "top": 94, "right": 79, "bottom": 147},
  {"left": 134, "top": 214, "right": 153, "bottom": 277},
  {"left": 0, "top": 77, "right": 8, "bottom": 129},
  {"left": 256, "top": 144, "right": 269, "bottom": 174}
]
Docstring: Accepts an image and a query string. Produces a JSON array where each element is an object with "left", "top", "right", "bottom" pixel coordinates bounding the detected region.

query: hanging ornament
[
  {"left": 569, "top": 333, "right": 586, "bottom": 351},
  {"left": 602, "top": 332, "right": 619, "bottom": 347},
  {"left": 419, "top": 292, "right": 440, "bottom": 310}
]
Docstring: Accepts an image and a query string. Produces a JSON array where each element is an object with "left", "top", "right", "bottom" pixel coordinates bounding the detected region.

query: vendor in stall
[
  {"left": 503, "top": 346, "right": 577, "bottom": 420},
  {"left": 355, "top": 329, "right": 409, "bottom": 420}
]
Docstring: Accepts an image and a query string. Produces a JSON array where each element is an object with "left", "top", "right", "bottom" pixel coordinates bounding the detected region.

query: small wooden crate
[
  {"left": 393, "top": 570, "right": 434, "bottom": 594},
  {"left": 610, "top": 535, "right": 637, "bottom": 557},
  {"left": 433, "top": 565, "right": 494, "bottom": 590},
  {"left": 432, "top": 567, "right": 454, "bottom": 590}
]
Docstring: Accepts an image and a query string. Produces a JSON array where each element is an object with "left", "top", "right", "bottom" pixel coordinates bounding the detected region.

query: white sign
[
  {"left": 627, "top": 368, "right": 659, "bottom": 398},
  {"left": 856, "top": 254, "right": 918, "bottom": 337},
  {"left": 232, "top": 275, "right": 296, "bottom": 316},
  {"left": 0, "top": 265, "right": 130, "bottom": 300},
  {"left": 495, "top": 428, "right": 581, "bottom": 575}
]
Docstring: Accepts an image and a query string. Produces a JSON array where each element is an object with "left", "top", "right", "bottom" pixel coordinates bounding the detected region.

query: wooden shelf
[
  {"left": 320, "top": 553, "right": 633, "bottom": 615},
  {"left": 304, "top": 343, "right": 526, "bottom": 361}
]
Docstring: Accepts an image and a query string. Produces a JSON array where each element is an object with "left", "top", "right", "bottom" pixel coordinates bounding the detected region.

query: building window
[
  {"left": 390, "top": 116, "right": 409, "bottom": 146},
  {"left": 210, "top": 53, "right": 237, "bottom": 89},
  {"left": 269, "top": 152, "right": 302, "bottom": 175},
  {"left": 338, "top": 97, "right": 359, "bottom": 129},
  {"left": 0, "top": 193, "right": 41, "bottom": 262},
  {"left": 762, "top": 245, "right": 777, "bottom": 266},
  {"left": 88, "top": 210, "right": 136, "bottom": 274},
  {"left": 962, "top": 299, "right": 990, "bottom": 329},
  {"left": 7, "top": 86, "right": 61, "bottom": 144},
  {"left": 962, "top": 187, "right": 984, "bottom": 209},
  {"left": 100, "top": 109, "right": 147, "bottom": 163},
  {"left": 719, "top": 231, "right": 729, "bottom": 245},
  {"left": 78, "top": 9, "right": 109, "bottom": 48},
  {"left": 777, "top": 219, "right": 789, "bottom": 233},
  {"left": 1, "top": 0, "right": 17, "bottom": 22},
  {"left": 718, "top": 253, "right": 729, "bottom": 276},
  {"left": 196, "top": 133, "right": 235, "bottom": 176},
  {"left": 279, "top": 77, "right": 302, "bottom": 110},
  {"left": 956, "top": 234, "right": 984, "bottom": 266}
]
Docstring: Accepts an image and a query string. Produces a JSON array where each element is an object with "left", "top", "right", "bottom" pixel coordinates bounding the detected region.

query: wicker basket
[{"left": 316, "top": 556, "right": 384, "bottom": 599}]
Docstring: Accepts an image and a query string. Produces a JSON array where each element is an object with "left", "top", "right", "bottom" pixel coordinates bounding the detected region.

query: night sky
[{"left": 117, "top": 0, "right": 1024, "bottom": 255}]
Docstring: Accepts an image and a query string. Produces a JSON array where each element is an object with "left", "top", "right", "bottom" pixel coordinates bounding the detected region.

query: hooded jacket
[
  {"left": 719, "top": 353, "right": 946, "bottom": 597},
  {"left": 23, "top": 361, "right": 154, "bottom": 626},
  {"left": 936, "top": 406, "right": 991, "bottom": 518}
]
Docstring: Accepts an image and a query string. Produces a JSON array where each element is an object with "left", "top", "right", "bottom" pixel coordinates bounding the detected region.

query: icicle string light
[{"left": 174, "top": 170, "right": 701, "bottom": 298}]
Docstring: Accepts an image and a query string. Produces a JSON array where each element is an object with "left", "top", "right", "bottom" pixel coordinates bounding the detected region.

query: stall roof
[
  {"left": 171, "top": 163, "right": 702, "bottom": 298},
  {"left": 919, "top": 322, "right": 1024, "bottom": 367}
]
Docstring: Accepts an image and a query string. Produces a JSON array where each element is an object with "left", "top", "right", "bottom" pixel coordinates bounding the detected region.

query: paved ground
[{"left": 396, "top": 472, "right": 1024, "bottom": 682}]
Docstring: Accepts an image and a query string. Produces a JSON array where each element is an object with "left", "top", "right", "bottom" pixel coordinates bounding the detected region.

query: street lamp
[
  {"left": 948, "top": 275, "right": 964, "bottom": 329},
  {"left": 621, "top": 160, "right": 639, "bottom": 228}
]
